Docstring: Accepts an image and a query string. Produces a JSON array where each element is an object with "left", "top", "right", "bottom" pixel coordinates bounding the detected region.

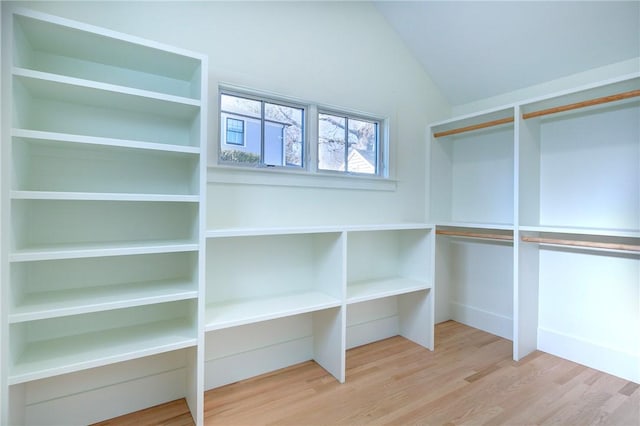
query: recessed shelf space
[
  {"left": 346, "top": 228, "right": 432, "bottom": 304},
  {"left": 205, "top": 232, "right": 343, "bottom": 331},
  {"left": 12, "top": 134, "right": 200, "bottom": 196},
  {"left": 430, "top": 108, "right": 515, "bottom": 226},
  {"left": 9, "top": 251, "right": 198, "bottom": 322},
  {"left": 13, "top": 11, "right": 202, "bottom": 99},
  {"left": 519, "top": 79, "right": 639, "bottom": 232},
  {"left": 11, "top": 200, "right": 199, "bottom": 260},
  {"left": 8, "top": 300, "right": 197, "bottom": 385},
  {"left": 12, "top": 75, "right": 201, "bottom": 147}
]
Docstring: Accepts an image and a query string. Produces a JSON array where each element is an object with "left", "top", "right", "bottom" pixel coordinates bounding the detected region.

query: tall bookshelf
[{"left": 1, "top": 8, "right": 207, "bottom": 425}]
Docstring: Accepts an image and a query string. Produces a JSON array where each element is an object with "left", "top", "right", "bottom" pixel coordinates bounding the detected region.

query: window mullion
[
  {"left": 344, "top": 117, "right": 349, "bottom": 173},
  {"left": 260, "top": 100, "right": 265, "bottom": 164}
]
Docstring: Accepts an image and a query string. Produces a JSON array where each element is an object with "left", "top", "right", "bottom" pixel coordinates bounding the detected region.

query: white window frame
[
  {"left": 211, "top": 84, "right": 395, "bottom": 191},
  {"left": 218, "top": 89, "right": 307, "bottom": 170},
  {"left": 316, "top": 108, "right": 385, "bottom": 177}
]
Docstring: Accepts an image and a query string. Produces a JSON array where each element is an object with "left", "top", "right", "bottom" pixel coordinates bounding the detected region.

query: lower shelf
[
  {"left": 347, "top": 277, "right": 431, "bottom": 304},
  {"left": 9, "top": 318, "right": 196, "bottom": 385},
  {"left": 205, "top": 291, "right": 342, "bottom": 331},
  {"left": 9, "top": 279, "right": 198, "bottom": 323}
]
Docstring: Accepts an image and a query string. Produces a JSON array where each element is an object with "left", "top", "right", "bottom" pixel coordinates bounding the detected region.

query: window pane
[
  {"left": 347, "top": 119, "right": 377, "bottom": 175},
  {"left": 220, "top": 93, "right": 261, "bottom": 118},
  {"left": 318, "top": 113, "right": 346, "bottom": 172},
  {"left": 265, "top": 103, "right": 304, "bottom": 167}
]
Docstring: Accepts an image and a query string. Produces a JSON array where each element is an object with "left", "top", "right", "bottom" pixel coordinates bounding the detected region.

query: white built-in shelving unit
[
  {"left": 430, "top": 74, "right": 640, "bottom": 382},
  {"left": 1, "top": 8, "right": 207, "bottom": 425},
  {"left": 203, "top": 224, "right": 435, "bottom": 390}
]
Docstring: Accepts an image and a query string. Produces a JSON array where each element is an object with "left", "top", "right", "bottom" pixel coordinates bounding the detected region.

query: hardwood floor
[{"left": 94, "top": 321, "right": 639, "bottom": 425}]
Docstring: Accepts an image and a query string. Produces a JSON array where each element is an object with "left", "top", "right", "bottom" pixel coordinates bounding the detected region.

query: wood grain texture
[
  {"left": 94, "top": 321, "right": 640, "bottom": 426},
  {"left": 433, "top": 116, "right": 514, "bottom": 138},
  {"left": 436, "top": 229, "right": 514, "bottom": 241},
  {"left": 521, "top": 235, "right": 640, "bottom": 252},
  {"left": 522, "top": 89, "right": 640, "bottom": 119}
]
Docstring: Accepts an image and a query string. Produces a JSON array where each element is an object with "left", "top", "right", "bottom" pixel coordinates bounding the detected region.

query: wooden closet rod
[
  {"left": 521, "top": 236, "right": 640, "bottom": 252},
  {"left": 433, "top": 117, "right": 514, "bottom": 138},
  {"left": 523, "top": 89, "right": 640, "bottom": 120},
  {"left": 436, "top": 229, "right": 513, "bottom": 241}
]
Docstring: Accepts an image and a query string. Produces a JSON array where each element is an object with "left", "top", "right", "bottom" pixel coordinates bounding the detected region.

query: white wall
[
  {"left": 9, "top": 0, "right": 449, "bottom": 229},
  {"left": 452, "top": 57, "right": 640, "bottom": 116}
]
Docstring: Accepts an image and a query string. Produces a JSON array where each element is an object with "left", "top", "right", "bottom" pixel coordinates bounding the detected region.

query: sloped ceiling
[{"left": 374, "top": 1, "right": 640, "bottom": 106}]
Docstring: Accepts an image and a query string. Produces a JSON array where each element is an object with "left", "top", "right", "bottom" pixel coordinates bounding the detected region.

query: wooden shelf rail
[
  {"left": 521, "top": 236, "right": 640, "bottom": 252},
  {"left": 433, "top": 116, "right": 514, "bottom": 138},
  {"left": 523, "top": 89, "right": 640, "bottom": 120},
  {"left": 436, "top": 229, "right": 513, "bottom": 241}
]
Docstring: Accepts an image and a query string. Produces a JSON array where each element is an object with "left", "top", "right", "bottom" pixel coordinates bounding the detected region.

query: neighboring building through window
[
  {"left": 225, "top": 118, "right": 245, "bottom": 146},
  {"left": 219, "top": 92, "right": 304, "bottom": 168},
  {"left": 318, "top": 112, "right": 379, "bottom": 175}
]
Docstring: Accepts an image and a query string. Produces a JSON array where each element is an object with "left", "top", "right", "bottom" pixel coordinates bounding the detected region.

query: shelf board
[
  {"left": 11, "top": 191, "right": 200, "bottom": 203},
  {"left": 519, "top": 225, "right": 640, "bottom": 239},
  {"left": 205, "top": 291, "right": 341, "bottom": 331},
  {"left": 12, "top": 128, "right": 201, "bottom": 154},
  {"left": 435, "top": 222, "right": 515, "bottom": 231},
  {"left": 206, "top": 223, "right": 433, "bottom": 238},
  {"left": 8, "top": 318, "right": 196, "bottom": 385},
  {"left": 14, "top": 9, "right": 204, "bottom": 85},
  {"left": 14, "top": 69, "right": 200, "bottom": 119},
  {"left": 9, "top": 280, "right": 197, "bottom": 323},
  {"left": 10, "top": 240, "right": 199, "bottom": 262},
  {"left": 347, "top": 277, "right": 431, "bottom": 304}
]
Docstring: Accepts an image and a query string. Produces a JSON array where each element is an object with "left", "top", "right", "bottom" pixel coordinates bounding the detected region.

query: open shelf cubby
[
  {"left": 205, "top": 232, "right": 343, "bottom": 331},
  {"left": 519, "top": 77, "right": 639, "bottom": 235},
  {"left": 12, "top": 72, "right": 201, "bottom": 148},
  {"left": 12, "top": 132, "right": 200, "bottom": 197},
  {"left": 11, "top": 200, "right": 199, "bottom": 258},
  {"left": 429, "top": 108, "right": 515, "bottom": 228},
  {"left": 13, "top": 11, "right": 202, "bottom": 100},
  {"left": 9, "top": 251, "right": 198, "bottom": 323},
  {"left": 8, "top": 300, "right": 197, "bottom": 385},
  {"left": 346, "top": 228, "right": 432, "bottom": 304}
]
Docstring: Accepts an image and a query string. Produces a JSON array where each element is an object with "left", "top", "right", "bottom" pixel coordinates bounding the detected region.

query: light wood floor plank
[{"left": 94, "top": 321, "right": 640, "bottom": 426}]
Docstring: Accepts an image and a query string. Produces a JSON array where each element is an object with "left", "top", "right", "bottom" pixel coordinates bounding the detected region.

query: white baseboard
[
  {"left": 346, "top": 316, "right": 399, "bottom": 349},
  {"left": 205, "top": 337, "right": 313, "bottom": 389},
  {"left": 538, "top": 327, "right": 640, "bottom": 384},
  {"left": 25, "top": 368, "right": 187, "bottom": 425},
  {"left": 450, "top": 301, "right": 513, "bottom": 340}
]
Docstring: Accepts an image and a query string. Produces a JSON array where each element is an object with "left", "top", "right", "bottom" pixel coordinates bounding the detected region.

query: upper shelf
[
  {"left": 206, "top": 223, "right": 433, "bottom": 238},
  {"left": 12, "top": 129, "right": 201, "bottom": 155},
  {"left": 14, "top": 69, "right": 201, "bottom": 120},
  {"left": 431, "top": 106, "right": 515, "bottom": 139},
  {"left": 520, "top": 75, "right": 640, "bottom": 120},
  {"left": 13, "top": 9, "right": 203, "bottom": 100}
]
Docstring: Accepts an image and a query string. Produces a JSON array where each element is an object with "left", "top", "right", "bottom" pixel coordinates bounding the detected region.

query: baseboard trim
[
  {"left": 450, "top": 302, "right": 513, "bottom": 340},
  {"left": 538, "top": 327, "right": 640, "bottom": 383}
]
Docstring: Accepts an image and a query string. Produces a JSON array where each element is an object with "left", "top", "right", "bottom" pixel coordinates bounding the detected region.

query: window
[
  {"left": 225, "top": 118, "right": 245, "bottom": 146},
  {"left": 219, "top": 92, "right": 305, "bottom": 168},
  {"left": 216, "top": 87, "right": 389, "bottom": 185},
  {"left": 318, "top": 112, "right": 379, "bottom": 175}
]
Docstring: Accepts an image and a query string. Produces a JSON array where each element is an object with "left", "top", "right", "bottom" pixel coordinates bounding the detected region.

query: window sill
[{"left": 207, "top": 165, "right": 397, "bottom": 191}]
